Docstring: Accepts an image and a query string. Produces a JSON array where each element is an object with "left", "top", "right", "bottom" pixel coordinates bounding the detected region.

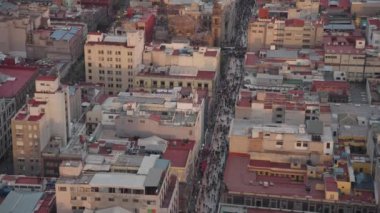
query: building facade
[
  {"left": 84, "top": 31, "right": 145, "bottom": 95},
  {"left": 247, "top": 18, "right": 323, "bottom": 51}
]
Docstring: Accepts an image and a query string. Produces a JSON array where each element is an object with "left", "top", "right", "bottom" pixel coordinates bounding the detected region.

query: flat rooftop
[
  {"left": 0, "top": 65, "right": 38, "bottom": 98},
  {"left": 224, "top": 153, "right": 325, "bottom": 199}
]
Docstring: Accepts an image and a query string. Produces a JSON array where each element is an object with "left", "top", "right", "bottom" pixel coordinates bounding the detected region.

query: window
[
  {"left": 128, "top": 58, "right": 133, "bottom": 63},
  {"left": 187, "top": 83, "right": 191, "bottom": 87},
  {"left": 81, "top": 197, "right": 87, "bottom": 201},
  {"left": 161, "top": 81, "right": 165, "bottom": 87},
  {"left": 99, "top": 70, "right": 105, "bottom": 74},
  {"left": 88, "top": 76, "right": 92, "bottom": 80},
  {"left": 133, "top": 199, "right": 139, "bottom": 203},
  {"left": 115, "top": 51, "right": 121, "bottom": 55},
  {"left": 108, "top": 84, "right": 114, "bottom": 88},
  {"left": 88, "top": 69, "right": 92, "bottom": 74},
  {"left": 276, "top": 141, "right": 283, "bottom": 146},
  {"left": 116, "top": 58, "right": 121, "bottom": 62},
  {"left": 198, "top": 83, "right": 202, "bottom": 88},
  {"left": 116, "top": 84, "right": 122, "bottom": 88},
  {"left": 122, "top": 198, "right": 128, "bottom": 202},
  {"left": 107, "top": 50, "right": 112, "bottom": 55},
  {"left": 116, "top": 64, "right": 121, "bottom": 69},
  {"left": 109, "top": 198, "right": 115, "bottom": 202},
  {"left": 71, "top": 196, "right": 77, "bottom": 200},
  {"left": 109, "top": 188, "right": 115, "bottom": 193},
  {"left": 128, "top": 52, "right": 132, "bottom": 56},
  {"left": 326, "top": 143, "right": 330, "bottom": 149},
  {"left": 107, "top": 58, "right": 112, "bottom": 62},
  {"left": 169, "top": 82, "right": 174, "bottom": 88},
  {"left": 99, "top": 63, "right": 102, "bottom": 67},
  {"left": 116, "top": 78, "right": 122, "bottom": 82},
  {"left": 128, "top": 65, "right": 133, "bottom": 69},
  {"left": 91, "top": 187, "right": 99, "bottom": 192},
  {"left": 59, "top": 187, "right": 67, "bottom": 191},
  {"left": 88, "top": 63, "right": 92, "bottom": 67},
  {"left": 178, "top": 82, "right": 183, "bottom": 87},
  {"left": 98, "top": 50, "right": 104, "bottom": 54},
  {"left": 116, "top": 71, "right": 122, "bottom": 75},
  {"left": 204, "top": 83, "right": 208, "bottom": 88},
  {"left": 107, "top": 77, "right": 113, "bottom": 81},
  {"left": 95, "top": 197, "right": 101, "bottom": 201},
  {"left": 296, "top": 142, "right": 302, "bottom": 147},
  {"left": 107, "top": 70, "right": 113, "bottom": 74},
  {"left": 87, "top": 49, "right": 91, "bottom": 54}
]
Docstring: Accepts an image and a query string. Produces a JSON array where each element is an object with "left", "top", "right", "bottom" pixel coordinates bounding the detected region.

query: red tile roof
[
  {"left": 324, "top": 176, "right": 338, "bottom": 192},
  {"left": 163, "top": 139, "right": 195, "bottom": 167},
  {"left": 245, "top": 53, "right": 258, "bottom": 66},
  {"left": 204, "top": 50, "right": 218, "bottom": 57},
  {"left": 368, "top": 18, "right": 380, "bottom": 28},
  {"left": 285, "top": 19, "right": 305, "bottom": 27},
  {"left": 196, "top": 71, "right": 215, "bottom": 80},
  {"left": 36, "top": 75, "right": 58, "bottom": 81},
  {"left": 27, "top": 113, "right": 45, "bottom": 121},
  {"left": 15, "top": 177, "right": 43, "bottom": 185},
  {"left": 224, "top": 153, "right": 325, "bottom": 199},
  {"left": 0, "top": 65, "right": 38, "bottom": 98},
  {"left": 258, "top": 8, "right": 269, "bottom": 19}
]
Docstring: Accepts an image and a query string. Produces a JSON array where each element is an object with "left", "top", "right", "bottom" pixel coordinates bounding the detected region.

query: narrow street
[{"left": 189, "top": 0, "right": 255, "bottom": 212}]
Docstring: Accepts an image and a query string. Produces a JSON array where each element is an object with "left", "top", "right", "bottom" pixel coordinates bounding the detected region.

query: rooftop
[
  {"left": 0, "top": 65, "right": 38, "bottom": 98},
  {"left": 50, "top": 26, "right": 81, "bottom": 41},
  {"left": 136, "top": 64, "right": 216, "bottom": 80},
  {"left": 0, "top": 191, "right": 43, "bottom": 213},
  {"left": 162, "top": 139, "right": 195, "bottom": 167}
]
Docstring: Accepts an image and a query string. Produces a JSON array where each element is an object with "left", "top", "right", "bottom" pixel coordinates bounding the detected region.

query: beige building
[
  {"left": 133, "top": 65, "right": 216, "bottom": 94},
  {"left": 12, "top": 75, "right": 80, "bottom": 176},
  {"left": 26, "top": 23, "right": 86, "bottom": 61},
  {"left": 12, "top": 98, "right": 51, "bottom": 176},
  {"left": 143, "top": 41, "right": 221, "bottom": 73},
  {"left": 323, "top": 35, "right": 380, "bottom": 82},
  {"left": 228, "top": 119, "right": 334, "bottom": 165},
  {"left": 0, "top": 3, "right": 49, "bottom": 56},
  {"left": 235, "top": 90, "right": 332, "bottom": 126},
  {"left": 84, "top": 31, "right": 145, "bottom": 95},
  {"left": 247, "top": 18, "right": 323, "bottom": 51},
  {"left": 55, "top": 155, "right": 179, "bottom": 213}
]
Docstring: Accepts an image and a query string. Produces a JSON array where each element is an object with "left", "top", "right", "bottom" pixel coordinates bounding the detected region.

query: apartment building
[
  {"left": 247, "top": 18, "right": 323, "bottom": 51},
  {"left": 84, "top": 31, "right": 145, "bottom": 95},
  {"left": 323, "top": 33, "right": 380, "bottom": 81},
  {"left": 133, "top": 65, "right": 216, "bottom": 94},
  {"left": 11, "top": 98, "right": 51, "bottom": 176},
  {"left": 229, "top": 119, "right": 334, "bottom": 165},
  {"left": 351, "top": 0, "right": 380, "bottom": 17},
  {"left": 55, "top": 155, "right": 179, "bottom": 213},
  {"left": 366, "top": 18, "right": 380, "bottom": 49},
  {"left": 12, "top": 75, "right": 79, "bottom": 175},
  {"left": 0, "top": 64, "right": 39, "bottom": 160},
  {"left": 26, "top": 23, "right": 86, "bottom": 61},
  {"left": 366, "top": 78, "right": 380, "bottom": 105},
  {"left": 143, "top": 41, "right": 221, "bottom": 73},
  {"left": 235, "top": 90, "right": 332, "bottom": 126}
]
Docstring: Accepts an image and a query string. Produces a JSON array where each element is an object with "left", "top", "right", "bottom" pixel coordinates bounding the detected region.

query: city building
[
  {"left": 55, "top": 155, "right": 179, "bottom": 213},
  {"left": 0, "top": 64, "right": 39, "bottom": 160},
  {"left": 133, "top": 65, "right": 216, "bottom": 94},
  {"left": 351, "top": 0, "right": 380, "bottom": 17},
  {"left": 366, "top": 18, "right": 380, "bottom": 49},
  {"left": 142, "top": 41, "right": 221, "bottom": 73},
  {"left": 115, "top": 7, "right": 156, "bottom": 43},
  {"left": 84, "top": 31, "right": 145, "bottom": 95},
  {"left": 12, "top": 75, "right": 80, "bottom": 176},
  {"left": 247, "top": 17, "right": 323, "bottom": 51},
  {"left": 220, "top": 152, "right": 377, "bottom": 213},
  {"left": 235, "top": 90, "right": 332, "bottom": 125},
  {"left": 26, "top": 23, "right": 86, "bottom": 61},
  {"left": 0, "top": 2, "right": 50, "bottom": 56},
  {"left": 228, "top": 119, "right": 334, "bottom": 165}
]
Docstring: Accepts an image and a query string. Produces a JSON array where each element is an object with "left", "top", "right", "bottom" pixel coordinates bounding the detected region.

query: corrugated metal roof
[
  {"left": 0, "top": 191, "right": 43, "bottom": 213},
  {"left": 144, "top": 167, "right": 164, "bottom": 187}
]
